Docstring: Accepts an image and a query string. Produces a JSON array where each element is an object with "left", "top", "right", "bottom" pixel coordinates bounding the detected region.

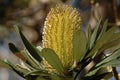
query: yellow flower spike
[{"left": 42, "top": 4, "right": 82, "bottom": 68}]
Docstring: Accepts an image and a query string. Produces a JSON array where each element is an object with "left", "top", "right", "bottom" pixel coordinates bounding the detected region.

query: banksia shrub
[{"left": 0, "top": 4, "right": 120, "bottom": 80}]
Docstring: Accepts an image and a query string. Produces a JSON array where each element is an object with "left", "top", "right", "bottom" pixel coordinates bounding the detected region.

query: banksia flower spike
[{"left": 42, "top": 4, "right": 82, "bottom": 68}]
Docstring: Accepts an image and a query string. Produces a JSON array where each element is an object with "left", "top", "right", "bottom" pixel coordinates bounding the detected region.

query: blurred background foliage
[{"left": 0, "top": 0, "right": 120, "bottom": 80}]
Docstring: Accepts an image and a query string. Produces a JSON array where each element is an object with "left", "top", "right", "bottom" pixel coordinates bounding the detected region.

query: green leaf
[
  {"left": 8, "top": 43, "right": 43, "bottom": 69},
  {"left": 9, "top": 43, "right": 27, "bottom": 62},
  {"left": 0, "top": 60, "right": 11, "bottom": 69},
  {"left": 107, "top": 32, "right": 120, "bottom": 43},
  {"left": 36, "top": 76, "right": 49, "bottom": 80},
  {"left": 86, "top": 24, "right": 92, "bottom": 50},
  {"left": 51, "top": 75, "right": 74, "bottom": 80},
  {"left": 83, "top": 72, "right": 109, "bottom": 80},
  {"left": 85, "top": 67, "right": 100, "bottom": 77},
  {"left": 105, "top": 33, "right": 120, "bottom": 53},
  {"left": 97, "top": 19, "right": 108, "bottom": 40},
  {"left": 97, "top": 49, "right": 120, "bottom": 66},
  {"left": 14, "top": 26, "right": 42, "bottom": 62},
  {"left": 87, "top": 60, "right": 120, "bottom": 77},
  {"left": 107, "top": 43, "right": 120, "bottom": 53},
  {"left": 5, "top": 60, "right": 26, "bottom": 78},
  {"left": 86, "top": 49, "right": 120, "bottom": 76},
  {"left": 89, "top": 18, "right": 102, "bottom": 49},
  {"left": 50, "top": 74, "right": 62, "bottom": 80},
  {"left": 9, "top": 43, "right": 20, "bottom": 53},
  {"left": 86, "top": 26, "right": 118, "bottom": 58},
  {"left": 41, "top": 48, "right": 64, "bottom": 72},
  {"left": 24, "top": 69, "right": 48, "bottom": 77},
  {"left": 85, "top": 24, "right": 92, "bottom": 57},
  {"left": 97, "top": 26, "right": 118, "bottom": 47},
  {"left": 21, "top": 49, "right": 43, "bottom": 69},
  {"left": 103, "top": 59, "right": 120, "bottom": 67},
  {"left": 73, "top": 29, "right": 87, "bottom": 62},
  {"left": 98, "top": 38, "right": 120, "bottom": 55}
]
